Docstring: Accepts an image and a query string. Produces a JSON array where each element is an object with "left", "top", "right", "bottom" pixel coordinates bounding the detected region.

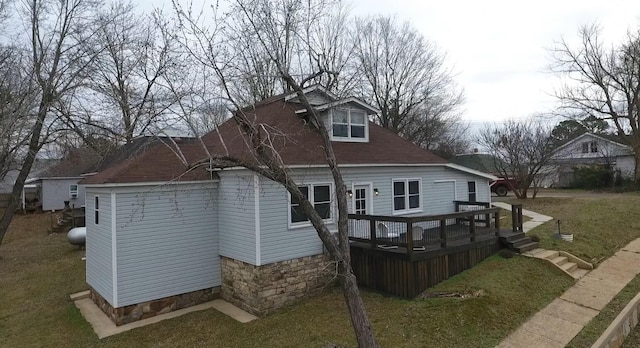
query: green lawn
[{"left": 2, "top": 194, "right": 639, "bottom": 347}]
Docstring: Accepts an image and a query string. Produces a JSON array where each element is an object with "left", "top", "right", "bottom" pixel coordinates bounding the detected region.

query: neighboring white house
[
  {"left": 23, "top": 148, "right": 103, "bottom": 211},
  {"left": 81, "top": 86, "right": 497, "bottom": 325},
  {"left": 543, "top": 133, "right": 635, "bottom": 187}
]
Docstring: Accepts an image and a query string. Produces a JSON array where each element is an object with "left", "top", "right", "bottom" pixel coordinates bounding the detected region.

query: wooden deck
[{"left": 348, "top": 203, "right": 503, "bottom": 298}]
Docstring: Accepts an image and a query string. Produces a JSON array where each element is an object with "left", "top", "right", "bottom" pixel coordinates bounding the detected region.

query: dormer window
[{"left": 331, "top": 108, "right": 368, "bottom": 142}]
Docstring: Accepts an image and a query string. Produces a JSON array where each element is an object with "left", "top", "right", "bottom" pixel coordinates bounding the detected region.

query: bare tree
[
  {"left": 353, "top": 16, "right": 466, "bottom": 154},
  {"left": 59, "top": 1, "right": 186, "bottom": 147},
  {"left": 478, "top": 119, "right": 556, "bottom": 199},
  {"left": 552, "top": 24, "right": 640, "bottom": 184},
  {"left": 174, "top": 0, "right": 378, "bottom": 345},
  {"left": 214, "top": 0, "right": 354, "bottom": 104},
  {"left": 0, "top": 47, "right": 37, "bottom": 184},
  {"left": 0, "top": 0, "right": 101, "bottom": 248}
]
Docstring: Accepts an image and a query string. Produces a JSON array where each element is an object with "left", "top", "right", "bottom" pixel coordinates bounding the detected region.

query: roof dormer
[{"left": 285, "top": 85, "right": 380, "bottom": 143}]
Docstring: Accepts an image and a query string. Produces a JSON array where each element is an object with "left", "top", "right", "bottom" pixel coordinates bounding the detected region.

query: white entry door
[{"left": 353, "top": 184, "right": 372, "bottom": 215}]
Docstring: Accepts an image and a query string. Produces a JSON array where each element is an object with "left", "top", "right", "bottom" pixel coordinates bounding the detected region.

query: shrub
[{"left": 571, "top": 165, "right": 614, "bottom": 189}]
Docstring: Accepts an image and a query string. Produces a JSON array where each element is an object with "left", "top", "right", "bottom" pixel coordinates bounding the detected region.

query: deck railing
[{"left": 348, "top": 207, "right": 501, "bottom": 254}]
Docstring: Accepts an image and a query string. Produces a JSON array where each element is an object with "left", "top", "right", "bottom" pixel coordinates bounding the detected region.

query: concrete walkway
[
  {"left": 72, "top": 293, "right": 257, "bottom": 339},
  {"left": 492, "top": 202, "right": 553, "bottom": 233},
  {"left": 498, "top": 238, "right": 640, "bottom": 347}
]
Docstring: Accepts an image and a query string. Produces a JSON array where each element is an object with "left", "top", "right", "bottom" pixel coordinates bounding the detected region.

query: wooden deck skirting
[{"left": 348, "top": 203, "right": 502, "bottom": 298}]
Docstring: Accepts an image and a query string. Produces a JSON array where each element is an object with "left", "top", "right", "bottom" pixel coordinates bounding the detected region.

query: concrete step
[
  {"left": 526, "top": 248, "right": 546, "bottom": 256},
  {"left": 537, "top": 250, "right": 560, "bottom": 260},
  {"left": 550, "top": 256, "right": 568, "bottom": 266},
  {"left": 561, "top": 261, "right": 578, "bottom": 273},
  {"left": 571, "top": 268, "right": 590, "bottom": 279}
]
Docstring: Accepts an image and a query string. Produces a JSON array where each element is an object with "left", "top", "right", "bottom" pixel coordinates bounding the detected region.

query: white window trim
[
  {"left": 287, "top": 182, "right": 335, "bottom": 229},
  {"left": 69, "top": 184, "right": 78, "bottom": 198},
  {"left": 351, "top": 182, "right": 373, "bottom": 215},
  {"left": 329, "top": 108, "right": 369, "bottom": 142},
  {"left": 391, "top": 178, "right": 423, "bottom": 216}
]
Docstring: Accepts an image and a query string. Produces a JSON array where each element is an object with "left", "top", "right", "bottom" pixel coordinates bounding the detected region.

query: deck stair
[
  {"left": 499, "top": 231, "right": 538, "bottom": 253},
  {"left": 522, "top": 248, "right": 592, "bottom": 279}
]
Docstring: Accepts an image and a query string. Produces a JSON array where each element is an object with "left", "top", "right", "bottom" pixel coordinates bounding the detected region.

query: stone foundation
[
  {"left": 90, "top": 287, "right": 220, "bottom": 326},
  {"left": 221, "top": 254, "right": 335, "bottom": 316}
]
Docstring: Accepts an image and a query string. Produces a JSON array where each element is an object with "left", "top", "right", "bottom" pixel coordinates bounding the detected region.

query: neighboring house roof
[
  {"left": 84, "top": 89, "right": 498, "bottom": 185},
  {"left": 80, "top": 137, "right": 210, "bottom": 185},
  {"left": 552, "top": 132, "right": 634, "bottom": 157},
  {"left": 37, "top": 147, "right": 103, "bottom": 179},
  {"left": 450, "top": 153, "right": 502, "bottom": 175}
]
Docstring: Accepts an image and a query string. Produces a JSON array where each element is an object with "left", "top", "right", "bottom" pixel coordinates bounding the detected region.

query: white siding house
[
  {"left": 544, "top": 133, "right": 635, "bottom": 187},
  {"left": 81, "top": 86, "right": 497, "bottom": 324},
  {"left": 85, "top": 182, "right": 219, "bottom": 308},
  {"left": 39, "top": 177, "right": 86, "bottom": 210}
]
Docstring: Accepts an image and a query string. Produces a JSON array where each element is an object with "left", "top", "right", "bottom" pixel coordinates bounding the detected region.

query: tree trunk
[
  {"left": 634, "top": 148, "right": 640, "bottom": 186},
  {"left": 0, "top": 105, "right": 47, "bottom": 249},
  {"left": 338, "top": 259, "right": 378, "bottom": 347}
]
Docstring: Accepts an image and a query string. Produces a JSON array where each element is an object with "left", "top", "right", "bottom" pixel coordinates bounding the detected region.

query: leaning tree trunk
[
  {"left": 0, "top": 103, "right": 48, "bottom": 249},
  {"left": 338, "top": 256, "right": 378, "bottom": 348}
]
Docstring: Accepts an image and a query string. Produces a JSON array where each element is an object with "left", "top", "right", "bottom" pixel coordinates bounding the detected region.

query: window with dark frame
[
  {"left": 582, "top": 141, "right": 598, "bottom": 153},
  {"left": 392, "top": 179, "right": 421, "bottom": 212},
  {"left": 468, "top": 181, "right": 477, "bottom": 202},
  {"left": 290, "top": 184, "right": 332, "bottom": 224},
  {"left": 94, "top": 196, "right": 99, "bottom": 225}
]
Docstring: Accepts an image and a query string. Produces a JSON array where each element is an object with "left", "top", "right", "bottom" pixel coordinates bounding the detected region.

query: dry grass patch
[
  {"left": 0, "top": 203, "right": 585, "bottom": 347},
  {"left": 502, "top": 194, "right": 640, "bottom": 264}
]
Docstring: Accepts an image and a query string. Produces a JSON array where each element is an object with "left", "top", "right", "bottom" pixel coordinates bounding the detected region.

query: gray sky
[
  {"left": 349, "top": 0, "right": 640, "bottom": 124},
  {"left": 147, "top": 0, "right": 640, "bottom": 125}
]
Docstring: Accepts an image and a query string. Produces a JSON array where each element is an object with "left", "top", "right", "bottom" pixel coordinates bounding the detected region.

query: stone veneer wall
[
  {"left": 221, "top": 254, "right": 335, "bottom": 316},
  {"left": 90, "top": 286, "right": 220, "bottom": 326}
]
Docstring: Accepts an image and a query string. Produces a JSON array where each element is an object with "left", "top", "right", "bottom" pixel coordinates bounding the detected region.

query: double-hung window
[
  {"left": 69, "top": 184, "right": 78, "bottom": 198},
  {"left": 331, "top": 108, "right": 367, "bottom": 140},
  {"left": 468, "top": 181, "right": 477, "bottom": 202},
  {"left": 290, "top": 184, "right": 332, "bottom": 226},
  {"left": 392, "top": 179, "right": 421, "bottom": 214}
]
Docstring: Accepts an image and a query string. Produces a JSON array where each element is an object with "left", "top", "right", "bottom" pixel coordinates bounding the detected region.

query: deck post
[
  {"left": 440, "top": 218, "right": 447, "bottom": 248},
  {"left": 71, "top": 204, "right": 75, "bottom": 228},
  {"left": 406, "top": 221, "right": 414, "bottom": 254},
  {"left": 511, "top": 204, "right": 523, "bottom": 232},
  {"left": 470, "top": 215, "right": 477, "bottom": 242},
  {"left": 370, "top": 218, "right": 377, "bottom": 249},
  {"left": 494, "top": 209, "right": 500, "bottom": 236}
]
